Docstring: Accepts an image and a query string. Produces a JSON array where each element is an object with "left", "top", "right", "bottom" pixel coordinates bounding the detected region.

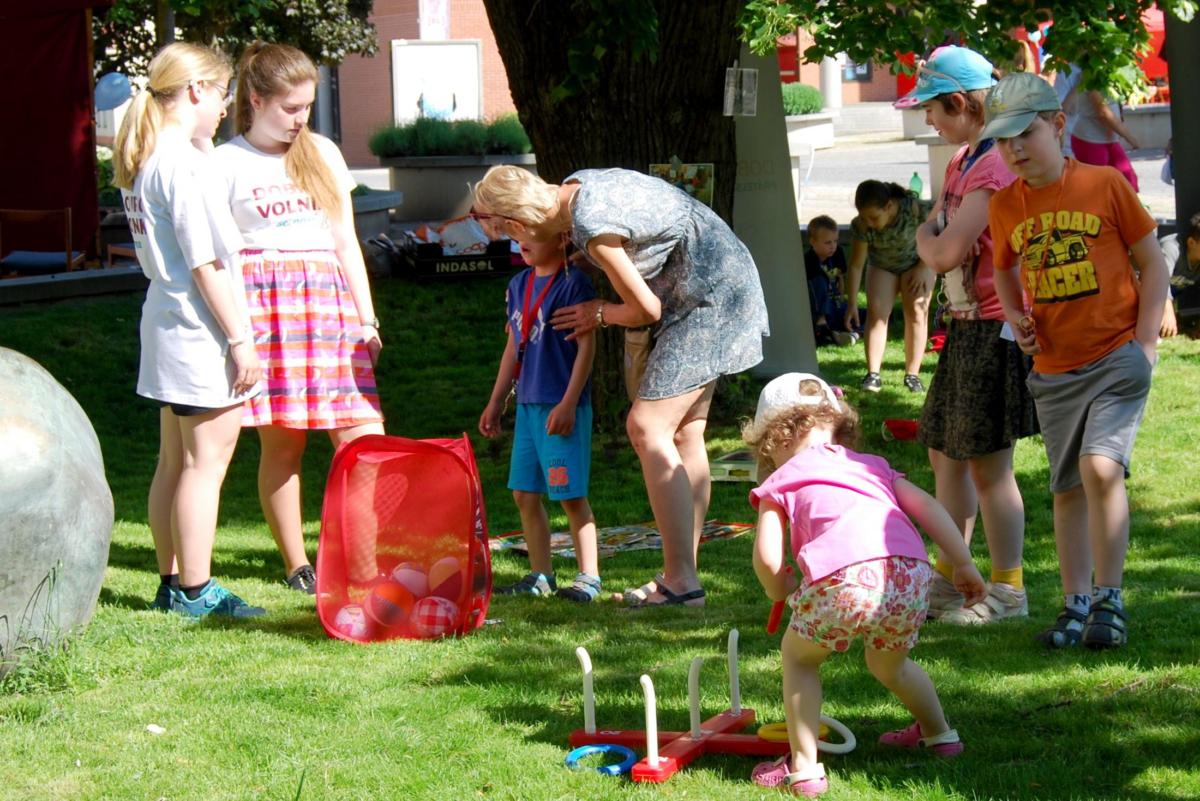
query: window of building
[{"left": 842, "top": 59, "right": 872, "bottom": 82}]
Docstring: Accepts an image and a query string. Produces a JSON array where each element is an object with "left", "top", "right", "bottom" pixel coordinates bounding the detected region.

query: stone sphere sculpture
[{"left": 0, "top": 347, "right": 113, "bottom": 673}]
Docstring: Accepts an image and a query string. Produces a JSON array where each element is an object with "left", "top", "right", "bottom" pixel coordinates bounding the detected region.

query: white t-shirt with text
[
  {"left": 211, "top": 133, "right": 356, "bottom": 252},
  {"left": 123, "top": 133, "right": 254, "bottom": 406}
]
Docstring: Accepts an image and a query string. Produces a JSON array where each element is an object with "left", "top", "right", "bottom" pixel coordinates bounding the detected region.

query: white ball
[{"left": 334, "top": 603, "right": 370, "bottom": 639}]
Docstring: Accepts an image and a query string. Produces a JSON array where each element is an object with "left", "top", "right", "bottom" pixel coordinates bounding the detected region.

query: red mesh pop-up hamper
[{"left": 316, "top": 434, "right": 492, "bottom": 643}]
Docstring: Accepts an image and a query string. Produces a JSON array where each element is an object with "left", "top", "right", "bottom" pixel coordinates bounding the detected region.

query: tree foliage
[
  {"left": 93, "top": 0, "right": 377, "bottom": 78},
  {"left": 741, "top": 0, "right": 1197, "bottom": 99}
]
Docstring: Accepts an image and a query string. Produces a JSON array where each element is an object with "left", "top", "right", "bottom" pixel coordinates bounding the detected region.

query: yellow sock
[
  {"left": 991, "top": 566, "right": 1023, "bottom": 590},
  {"left": 935, "top": 559, "right": 956, "bottom": 581}
]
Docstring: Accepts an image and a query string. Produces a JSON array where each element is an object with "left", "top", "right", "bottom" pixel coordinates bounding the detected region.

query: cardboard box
[{"left": 399, "top": 238, "right": 519, "bottom": 280}]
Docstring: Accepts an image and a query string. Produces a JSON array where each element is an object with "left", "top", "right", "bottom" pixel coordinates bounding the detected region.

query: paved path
[
  {"left": 352, "top": 130, "right": 1176, "bottom": 227},
  {"left": 798, "top": 131, "right": 1174, "bottom": 226}
]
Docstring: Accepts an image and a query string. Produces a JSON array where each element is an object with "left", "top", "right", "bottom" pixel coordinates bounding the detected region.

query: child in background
[
  {"left": 804, "top": 215, "right": 857, "bottom": 347},
  {"left": 1157, "top": 210, "right": 1200, "bottom": 337},
  {"left": 906, "top": 45, "right": 1039, "bottom": 625},
  {"left": 744, "top": 373, "right": 985, "bottom": 796},
  {"left": 114, "top": 42, "right": 265, "bottom": 618},
  {"left": 985, "top": 73, "right": 1168, "bottom": 649},
  {"left": 845, "top": 180, "right": 935, "bottom": 393},
  {"left": 479, "top": 233, "right": 602, "bottom": 601}
]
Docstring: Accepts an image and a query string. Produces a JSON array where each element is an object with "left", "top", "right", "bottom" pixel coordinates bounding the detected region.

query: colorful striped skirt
[{"left": 241, "top": 249, "right": 383, "bottom": 430}]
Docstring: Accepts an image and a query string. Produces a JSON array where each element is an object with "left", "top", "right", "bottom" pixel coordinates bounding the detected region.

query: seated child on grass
[
  {"left": 479, "top": 233, "right": 602, "bottom": 601},
  {"left": 1157, "top": 211, "right": 1200, "bottom": 336},
  {"left": 804, "top": 215, "right": 858, "bottom": 346},
  {"left": 744, "top": 373, "right": 985, "bottom": 796}
]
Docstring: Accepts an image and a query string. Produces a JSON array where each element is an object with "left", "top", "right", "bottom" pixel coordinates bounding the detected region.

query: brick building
[
  {"left": 336, "top": 0, "right": 517, "bottom": 167},
  {"left": 334, "top": 2, "right": 903, "bottom": 166}
]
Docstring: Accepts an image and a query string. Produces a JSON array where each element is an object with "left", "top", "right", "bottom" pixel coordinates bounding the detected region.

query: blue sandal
[
  {"left": 1034, "top": 607, "right": 1087, "bottom": 649},
  {"left": 1081, "top": 599, "right": 1127, "bottom": 649},
  {"left": 556, "top": 572, "right": 603, "bottom": 603}
]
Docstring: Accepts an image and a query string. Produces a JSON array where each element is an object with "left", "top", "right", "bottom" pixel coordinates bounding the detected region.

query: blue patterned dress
[{"left": 566, "top": 168, "right": 769, "bottom": 400}]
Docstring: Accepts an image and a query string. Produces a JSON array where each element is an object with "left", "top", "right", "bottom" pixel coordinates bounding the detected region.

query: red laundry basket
[{"left": 316, "top": 434, "right": 492, "bottom": 643}]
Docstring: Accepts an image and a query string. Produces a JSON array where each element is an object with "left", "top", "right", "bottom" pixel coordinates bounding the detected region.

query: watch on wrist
[
  {"left": 366, "top": 316, "right": 380, "bottom": 330},
  {"left": 595, "top": 303, "right": 608, "bottom": 328}
]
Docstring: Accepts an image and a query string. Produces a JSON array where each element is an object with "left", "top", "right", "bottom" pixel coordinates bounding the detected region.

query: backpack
[{"left": 316, "top": 434, "right": 492, "bottom": 642}]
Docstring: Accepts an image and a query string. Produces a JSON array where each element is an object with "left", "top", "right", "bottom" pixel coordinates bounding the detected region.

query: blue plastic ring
[{"left": 564, "top": 744, "right": 637, "bottom": 776}]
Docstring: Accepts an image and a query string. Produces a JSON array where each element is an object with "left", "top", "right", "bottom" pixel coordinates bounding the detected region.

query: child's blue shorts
[{"left": 508, "top": 402, "right": 592, "bottom": 500}]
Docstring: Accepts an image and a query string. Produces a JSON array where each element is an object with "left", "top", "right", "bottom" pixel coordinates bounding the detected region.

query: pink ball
[
  {"left": 391, "top": 562, "right": 429, "bottom": 598},
  {"left": 333, "top": 603, "right": 371, "bottom": 640},
  {"left": 411, "top": 596, "right": 459, "bottom": 638},
  {"left": 427, "top": 556, "right": 464, "bottom": 601}
]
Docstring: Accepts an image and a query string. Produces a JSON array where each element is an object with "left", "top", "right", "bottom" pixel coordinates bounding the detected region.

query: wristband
[
  {"left": 226, "top": 332, "right": 248, "bottom": 347},
  {"left": 365, "top": 316, "right": 380, "bottom": 330},
  {"left": 595, "top": 303, "right": 608, "bottom": 328}
]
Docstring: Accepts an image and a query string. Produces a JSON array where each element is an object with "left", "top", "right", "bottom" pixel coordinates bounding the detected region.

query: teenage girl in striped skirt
[{"left": 213, "top": 42, "right": 384, "bottom": 592}]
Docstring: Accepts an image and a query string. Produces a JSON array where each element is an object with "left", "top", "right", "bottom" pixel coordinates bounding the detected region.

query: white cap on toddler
[{"left": 747, "top": 372, "right": 842, "bottom": 442}]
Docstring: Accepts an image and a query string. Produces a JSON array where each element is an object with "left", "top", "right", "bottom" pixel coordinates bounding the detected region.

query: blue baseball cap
[{"left": 894, "top": 46, "right": 997, "bottom": 109}]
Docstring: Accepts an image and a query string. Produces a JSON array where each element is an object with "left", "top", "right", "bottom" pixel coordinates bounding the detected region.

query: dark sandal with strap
[
  {"left": 613, "top": 573, "right": 663, "bottom": 604},
  {"left": 1081, "top": 599, "right": 1128, "bottom": 649},
  {"left": 1034, "top": 607, "right": 1088, "bottom": 649},
  {"left": 628, "top": 582, "right": 706, "bottom": 608}
]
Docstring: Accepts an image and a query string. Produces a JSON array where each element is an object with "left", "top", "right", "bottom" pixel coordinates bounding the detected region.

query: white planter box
[
  {"left": 902, "top": 107, "right": 933, "bottom": 139},
  {"left": 785, "top": 113, "right": 836, "bottom": 151},
  {"left": 1121, "top": 103, "right": 1172, "bottom": 150},
  {"left": 352, "top": 190, "right": 404, "bottom": 240},
  {"left": 381, "top": 154, "right": 537, "bottom": 222},
  {"left": 915, "top": 132, "right": 959, "bottom": 200}
]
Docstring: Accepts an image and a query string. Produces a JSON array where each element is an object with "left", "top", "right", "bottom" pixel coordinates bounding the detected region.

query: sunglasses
[
  {"left": 916, "top": 62, "right": 970, "bottom": 96},
  {"left": 469, "top": 209, "right": 531, "bottom": 235},
  {"left": 193, "top": 80, "right": 235, "bottom": 109},
  {"left": 468, "top": 209, "right": 519, "bottom": 223}
]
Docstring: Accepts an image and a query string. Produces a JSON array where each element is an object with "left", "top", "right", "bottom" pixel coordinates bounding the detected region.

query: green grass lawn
[{"left": 1, "top": 275, "right": 1198, "bottom": 801}]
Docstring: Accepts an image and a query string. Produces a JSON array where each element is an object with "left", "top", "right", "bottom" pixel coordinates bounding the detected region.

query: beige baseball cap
[
  {"left": 746, "top": 373, "right": 841, "bottom": 442},
  {"left": 980, "top": 72, "right": 1062, "bottom": 139}
]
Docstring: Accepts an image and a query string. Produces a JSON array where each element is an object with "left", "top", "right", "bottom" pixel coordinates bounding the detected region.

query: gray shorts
[{"left": 1027, "top": 340, "right": 1152, "bottom": 492}]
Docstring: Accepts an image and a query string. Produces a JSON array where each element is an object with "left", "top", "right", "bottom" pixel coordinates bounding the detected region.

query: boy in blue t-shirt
[{"left": 479, "top": 234, "right": 602, "bottom": 601}]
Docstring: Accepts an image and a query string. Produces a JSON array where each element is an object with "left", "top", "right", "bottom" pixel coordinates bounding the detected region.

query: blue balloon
[{"left": 95, "top": 72, "right": 132, "bottom": 111}]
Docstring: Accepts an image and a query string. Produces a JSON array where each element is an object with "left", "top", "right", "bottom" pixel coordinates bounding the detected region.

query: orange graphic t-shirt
[{"left": 989, "top": 159, "right": 1157, "bottom": 374}]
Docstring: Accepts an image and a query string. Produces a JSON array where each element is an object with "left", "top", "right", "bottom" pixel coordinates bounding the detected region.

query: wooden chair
[
  {"left": 107, "top": 242, "right": 137, "bottom": 267},
  {"left": 0, "top": 208, "right": 86, "bottom": 276}
]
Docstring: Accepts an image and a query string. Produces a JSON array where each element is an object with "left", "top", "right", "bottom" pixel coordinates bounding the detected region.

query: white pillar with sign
[{"left": 732, "top": 45, "right": 818, "bottom": 377}]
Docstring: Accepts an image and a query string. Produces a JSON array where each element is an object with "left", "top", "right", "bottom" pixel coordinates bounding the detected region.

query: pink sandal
[
  {"left": 750, "top": 756, "right": 829, "bottom": 797},
  {"left": 878, "top": 722, "right": 964, "bottom": 757}
]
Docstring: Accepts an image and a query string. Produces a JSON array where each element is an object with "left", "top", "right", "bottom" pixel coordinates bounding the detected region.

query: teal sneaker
[
  {"left": 169, "top": 579, "right": 267, "bottom": 619},
  {"left": 149, "top": 583, "right": 173, "bottom": 611}
]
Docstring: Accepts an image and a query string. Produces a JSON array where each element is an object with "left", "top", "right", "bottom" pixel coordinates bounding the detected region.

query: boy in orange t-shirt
[{"left": 984, "top": 73, "right": 1168, "bottom": 650}]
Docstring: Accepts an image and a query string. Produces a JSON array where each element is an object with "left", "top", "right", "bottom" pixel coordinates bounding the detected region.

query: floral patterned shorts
[{"left": 788, "top": 557, "right": 931, "bottom": 652}]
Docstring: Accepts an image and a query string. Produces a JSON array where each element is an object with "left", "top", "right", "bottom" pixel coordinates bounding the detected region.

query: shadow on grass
[{"left": 104, "top": 536, "right": 306, "bottom": 585}]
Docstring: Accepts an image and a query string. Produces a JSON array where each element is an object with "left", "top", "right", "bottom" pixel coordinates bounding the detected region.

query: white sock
[{"left": 1065, "top": 593, "right": 1091, "bottom": 615}]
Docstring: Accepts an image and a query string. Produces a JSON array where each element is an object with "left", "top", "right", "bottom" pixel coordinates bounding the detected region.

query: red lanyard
[{"left": 513, "top": 268, "right": 561, "bottom": 380}]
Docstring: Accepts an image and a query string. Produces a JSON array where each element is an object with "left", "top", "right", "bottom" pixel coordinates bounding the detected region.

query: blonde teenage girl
[
  {"left": 115, "top": 42, "right": 265, "bottom": 618},
  {"left": 745, "top": 373, "right": 985, "bottom": 796},
  {"left": 212, "top": 43, "right": 384, "bottom": 592}
]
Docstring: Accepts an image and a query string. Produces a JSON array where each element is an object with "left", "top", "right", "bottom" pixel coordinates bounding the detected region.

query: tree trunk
[
  {"left": 155, "top": 0, "right": 175, "bottom": 46},
  {"left": 1166, "top": 13, "right": 1198, "bottom": 239},
  {"left": 481, "top": 0, "right": 745, "bottom": 435}
]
